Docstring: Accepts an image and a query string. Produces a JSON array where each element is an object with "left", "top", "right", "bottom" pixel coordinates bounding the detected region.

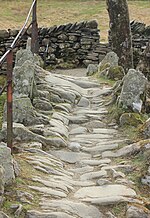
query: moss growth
[
  {"left": 98, "top": 62, "right": 110, "bottom": 73},
  {"left": 107, "top": 66, "right": 125, "bottom": 81},
  {"left": 111, "top": 203, "right": 127, "bottom": 217},
  {"left": 57, "top": 61, "right": 77, "bottom": 69},
  {"left": 94, "top": 73, "right": 116, "bottom": 87},
  {"left": 107, "top": 104, "right": 125, "bottom": 124},
  {"left": 119, "top": 113, "right": 146, "bottom": 127},
  {"left": 0, "top": 93, "right": 6, "bottom": 129},
  {"left": 0, "top": 75, "right": 6, "bottom": 87},
  {"left": 2, "top": 153, "right": 46, "bottom": 216}
]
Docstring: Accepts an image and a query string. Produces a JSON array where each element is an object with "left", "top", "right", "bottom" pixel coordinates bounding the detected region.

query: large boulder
[
  {"left": 98, "top": 52, "right": 125, "bottom": 81},
  {"left": 13, "top": 60, "right": 37, "bottom": 99},
  {"left": 98, "top": 51, "right": 119, "bottom": 70},
  {"left": 3, "top": 97, "right": 49, "bottom": 126},
  {"left": 0, "top": 143, "right": 15, "bottom": 185},
  {"left": 126, "top": 205, "right": 150, "bottom": 218},
  {"left": 86, "top": 64, "right": 98, "bottom": 76},
  {"left": 15, "top": 38, "right": 42, "bottom": 67},
  {"left": 119, "top": 69, "right": 147, "bottom": 112}
]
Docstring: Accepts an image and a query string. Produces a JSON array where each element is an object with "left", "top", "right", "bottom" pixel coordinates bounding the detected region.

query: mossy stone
[
  {"left": 0, "top": 75, "right": 6, "bottom": 87},
  {"left": 98, "top": 62, "right": 110, "bottom": 73},
  {"left": 107, "top": 66, "right": 125, "bottom": 81},
  {"left": 138, "top": 119, "right": 150, "bottom": 139},
  {"left": 119, "top": 113, "right": 144, "bottom": 127}
]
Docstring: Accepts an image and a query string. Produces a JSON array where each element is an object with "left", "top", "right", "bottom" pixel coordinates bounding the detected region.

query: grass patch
[
  {"left": 0, "top": 0, "right": 149, "bottom": 41},
  {"left": 2, "top": 153, "right": 47, "bottom": 216},
  {"left": 111, "top": 203, "right": 127, "bottom": 218},
  {"left": 96, "top": 74, "right": 116, "bottom": 87}
]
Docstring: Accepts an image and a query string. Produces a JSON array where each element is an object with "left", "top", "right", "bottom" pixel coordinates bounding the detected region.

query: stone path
[{"left": 14, "top": 69, "right": 143, "bottom": 218}]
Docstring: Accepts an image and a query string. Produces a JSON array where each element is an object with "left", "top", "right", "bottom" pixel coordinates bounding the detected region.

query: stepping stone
[
  {"left": 78, "top": 159, "right": 111, "bottom": 166},
  {"left": 69, "top": 166, "right": 94, "bottom": 174},
  {"left": 82, "top": 143, "right": 118, "bottom": 153},
  {"left": 29, "top": 186, "right": 67, "bottom": 198},
  {"left": 83, "top": 120, "right": 106, "bottom": 128},
  {"left": 74, "top": 184, "right": 136, "bottom": 200},
  {"left": 26, "top": 210, "right": 74, "bottom": 218},
  {"left": 68, "top": 115, "right": 88, "bottom": 124},
  {"left": 76, "top": 109, "right": 108, "bottom": 115},
  {"left": 40, "top": 199, "right": 104, "bottom": 218},
  {"left": 45, "top": 73, "right": 87, "bottom": 95},
  {"left": 92, "top": 128, "right": 117, "bottom": 134},
  {"left": 97, "top": 179, "right": 111, "bottom": 186},
  {"left": 52, "top": 112, "right": 69, "bottom": 125},
  {"left": 80, "top": 170, "right": 107, "bottom": 181},
  {"left": 74, "top": 133, "right": 113, "bottom": 140},
  {"left": 50, "top": 151, "right": 91, "bottom": 164},
  {"left": 70, "top": 127, "right": 87, "bottom": 135},
  {"left": 68, "top": 142, "right": 81, "bottom": 152},
  {"left": 52, "top": 175, "right": 95, "bottom": 187},
  {"left": 84, "top": 196, "right": 134, "bottom": 206},
  {"left": 77, "top": 97, "right": 90, "bottom": 107},
  {"left": 32, "top": 176, "right": 69, "bottom": 193}
]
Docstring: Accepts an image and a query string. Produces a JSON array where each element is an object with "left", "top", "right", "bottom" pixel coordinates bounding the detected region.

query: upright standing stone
[
  {"left": 0, "top": 144, "right": 15, "bottom": 184},
  {"left": 119, "top": 69, "right": 147, "bottom": 112},
  {"left": 106, "top": 0, "right": 133, "bottom": 71}
]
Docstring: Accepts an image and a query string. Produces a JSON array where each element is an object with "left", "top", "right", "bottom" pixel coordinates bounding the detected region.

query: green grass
[{"left": 0, "top": 0, "right": 149, "bottom": 41}]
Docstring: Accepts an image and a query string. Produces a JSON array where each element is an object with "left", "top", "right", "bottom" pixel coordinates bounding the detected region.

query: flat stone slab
[
  {"left": 69, "top": 166, "right": 94, "bottom": 174},
  {"left": 82, "top": 144, "right": 118, "bottom": 153},
  {"left": 70, "top": 127, "right": 87, "bottom": 135},
  {"left": 26, "top": 210, "right": 74, "bottom": 218},
  {"left": 74, "top": 184, "right": 136, "bottom": 199},
  {"left": 40, "top": 199, "right": 104, "bottom": 218},
  {"left": 83, "top": 120, "right": 106, "bottom": 128},
  {"left": 74, "top": 133, "right": 113, "bottom": 140},
  {"left": 80, "top": 170, "right": 107, "bottom": 181},
  {"left": 84, "top": 196, "right": 134, "bottom": 206},
  {"left": 76, "top": 109, "right": 108, "bottom": 115},
  {"left": 50, "top": 151, "right": 91, "bottom": 164},
  {"left": 92, "top": 128, "right": 117, "bottom": 134},
  {"left": 29, "top": 186, "right": 67, "bottom": 198},
  {"left": 45, "top": 72, "right": 87, "bottom": 95},
  {"left": 78, "top": 159, "right": 111, "bottom": 166}
]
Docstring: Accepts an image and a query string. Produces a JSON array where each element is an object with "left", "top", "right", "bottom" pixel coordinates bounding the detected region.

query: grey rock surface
[
  {"left": 26, "top": 210, "right": 74, "bottom": 218},
  {"left": 0, "top": 166, "right": 4, "bottom": 195},
  {"left": 13, "top": 60, "right": 37, "bottom": 98},
  {"left": 74, "top": 185, "right": 136, "bottom": 199},
  {"left": 40, "top": 199, "right": 104, "bottom": 218},
  {"left": 50, "top": 151, "right": 91, "bottom": 164},
  {"left": 126, "top": 205, "right": 150, "bottom": 218},
  {"left": 119, "top": 69, "right": 147, "bottom": 112},
  {"left": 0, "top": 144, "right": 15, "bottom": 184},
  {"left": 98, "top": 51, "right": 119, "bottom": 69},
  {"left": 0, "top": 211, "right": 10, "bottom": 218},
  {"left": 87, "top": 64, "right": 98, "bottom": 76}
]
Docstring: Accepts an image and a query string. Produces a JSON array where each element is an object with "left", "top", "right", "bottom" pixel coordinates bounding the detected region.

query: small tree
[{"left": 106, "top": 0, "right": 133, "bottom": 71}]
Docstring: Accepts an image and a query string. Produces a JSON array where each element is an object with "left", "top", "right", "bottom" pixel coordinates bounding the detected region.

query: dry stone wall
[
  {"left": 0, "top": 20, "right": 149, "bottom": 72},
  {"left": 109, "top": 21, "right": 150, "bottom": 68},
  {"left": 0, "top": 20, "right": 111, "bottom": 71}
]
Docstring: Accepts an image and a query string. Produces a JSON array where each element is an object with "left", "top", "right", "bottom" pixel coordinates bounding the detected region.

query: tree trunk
[{"left": 106, "top": 0, "right": 133, "bottom": 71}]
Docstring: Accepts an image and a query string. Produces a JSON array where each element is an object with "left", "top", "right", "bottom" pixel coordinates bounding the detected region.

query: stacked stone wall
[{"left": 0, "top": 20, "right": 111, "bottom": 71}]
